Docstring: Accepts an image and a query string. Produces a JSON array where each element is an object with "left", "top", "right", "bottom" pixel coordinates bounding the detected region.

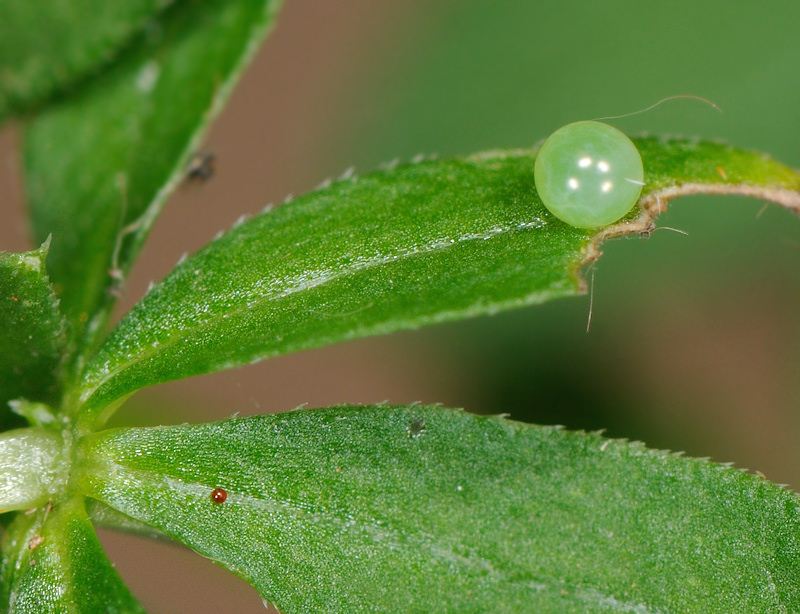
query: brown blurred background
[{"left": 2, "top": 0, "right": 800, "bottom": 611}]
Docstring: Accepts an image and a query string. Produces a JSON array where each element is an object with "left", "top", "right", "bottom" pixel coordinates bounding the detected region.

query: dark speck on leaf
[{"left": 407, "top": 418, "right": 426, "bottom": 438}]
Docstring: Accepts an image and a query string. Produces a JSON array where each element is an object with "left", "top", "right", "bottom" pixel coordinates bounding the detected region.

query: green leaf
[
  {"left": 0, "top": 242, "right": 66, "bottom": 428},
  {"left": 0, "top": 0, "right": 173, "bottom": 119},
  {"left": 78, "top": 139, "right": 800, "bottom": 422},
  {"left": 0, "top": 497, "right": 145, "bottom": 613},
  {"left": 0, "top": 428, "right": 67, "bottom": 513},
  {"left": 24, "top": 0, "right": 284, "bottom": 357},
  {"left": 74, "top": 405, "right": 800, "bottom": 613}
]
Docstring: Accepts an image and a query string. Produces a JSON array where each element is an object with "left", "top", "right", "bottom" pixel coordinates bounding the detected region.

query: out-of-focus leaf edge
[
  {"left": 24, "top": 0, "right": 285, "bottom": 371},
  {"left": 0, "top": 0, "right": 176, "bottom": 123}
]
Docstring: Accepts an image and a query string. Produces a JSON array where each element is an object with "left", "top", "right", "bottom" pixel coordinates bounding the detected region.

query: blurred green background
[{"left": 3, "top": 1, "right": 800, "bottom": 611}]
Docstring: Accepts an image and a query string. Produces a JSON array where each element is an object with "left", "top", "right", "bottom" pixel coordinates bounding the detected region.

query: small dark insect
[
  {"left": 407, "top": 418, "right": 426, "bottom": 438},
  {"left": 186, "top": 152, "right": 216, "bottom": 183},
  {"left": 210, "top": 488, "right": 227, "bottom": 504}
]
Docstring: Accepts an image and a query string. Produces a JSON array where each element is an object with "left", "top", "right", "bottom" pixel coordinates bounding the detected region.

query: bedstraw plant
[{"left": 1, "top": 1, "right": 800, "bottom": 612}]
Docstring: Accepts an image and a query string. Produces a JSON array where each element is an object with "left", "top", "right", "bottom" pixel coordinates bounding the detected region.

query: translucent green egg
[{"left": 533, "top": 120, "right": 644, "bottom": 229}]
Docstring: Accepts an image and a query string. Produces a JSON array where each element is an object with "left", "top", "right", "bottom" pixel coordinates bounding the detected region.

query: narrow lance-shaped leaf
[
  {"left": 0, "top": 0, "right": 174, "bottom": 120},
  {"left": 79, "top": 139, "right": 800, "bottom": 423},
  {"left": 0, "top": 497, "right": 146, "bottom": 613},
  {"left": 0, "top": 241, "right": 66, "bottom": 429},
  {"left": 74, "top": 404, "right": 800, "bottom": 613},
  {"left": 24, "top": 0, "right": 284, "bottom": 358}
]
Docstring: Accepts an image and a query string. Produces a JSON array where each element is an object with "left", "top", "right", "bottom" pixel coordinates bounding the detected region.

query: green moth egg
[{"left": 534, "top": 120, "right": 644, "bottom": 229}]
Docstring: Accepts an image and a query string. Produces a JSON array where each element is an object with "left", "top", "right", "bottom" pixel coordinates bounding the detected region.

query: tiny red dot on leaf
[{"left": 210, "top": 488, "right": 227, "bottom": 503}]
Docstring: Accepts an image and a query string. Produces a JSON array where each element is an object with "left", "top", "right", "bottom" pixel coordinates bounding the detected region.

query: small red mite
[{"left": 210, "top": 488, "right": 227, "bottom": 504}]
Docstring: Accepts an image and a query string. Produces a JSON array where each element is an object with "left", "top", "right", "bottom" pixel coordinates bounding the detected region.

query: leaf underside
[
  {"left": 75, "top": 404, "right": 800, "bottom": 613},
  {"left": 78, "top": 138, "right": 800, "bottom": 424}
]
